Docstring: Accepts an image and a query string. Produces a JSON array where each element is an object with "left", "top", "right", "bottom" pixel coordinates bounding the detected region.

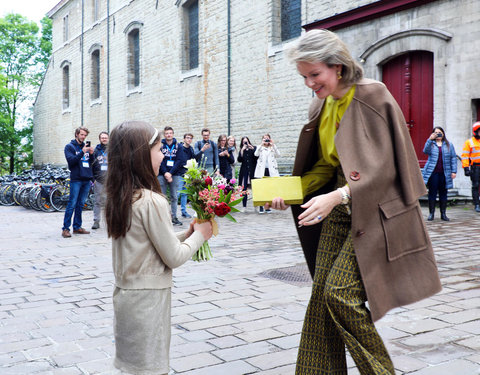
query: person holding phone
[
  {"left": 254, "top": 133, "right": 280, "bottom": 213},
  {"left": 61, "top": 127, "right": 94, "bottom": 238},
  {"left": 237, "top": 136, "right": 257, "bottom": 212},
  {"left": 422, "top": 127, "right": 457, "bottom": 221}
]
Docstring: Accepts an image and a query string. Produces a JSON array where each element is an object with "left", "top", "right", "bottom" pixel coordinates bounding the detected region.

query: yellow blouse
[{"left": 301, "top": 85, "right": 356, "bottom": 196}]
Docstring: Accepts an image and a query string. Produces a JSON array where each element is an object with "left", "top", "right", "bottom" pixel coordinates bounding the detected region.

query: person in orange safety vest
[{"left": 461, "top": 121, "right": 480, "bottom": 212}]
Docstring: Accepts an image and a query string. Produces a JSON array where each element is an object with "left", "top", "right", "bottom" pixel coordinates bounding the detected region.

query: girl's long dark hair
[
  {"left": 105, "top": 121, "right": 161, "bottom": 239},
  {"left": 433, "top": 126, "right": 450, "bottom": 150}
]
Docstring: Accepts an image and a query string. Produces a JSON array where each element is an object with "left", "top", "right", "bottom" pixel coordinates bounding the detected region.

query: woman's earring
[{"left": 337, "top": 71, "right": 342, "bottom": 80}]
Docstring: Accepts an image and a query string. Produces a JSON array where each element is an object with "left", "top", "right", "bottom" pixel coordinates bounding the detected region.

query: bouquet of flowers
[{"left": 182, "top": 158, "right": 245, "bottom": 261}]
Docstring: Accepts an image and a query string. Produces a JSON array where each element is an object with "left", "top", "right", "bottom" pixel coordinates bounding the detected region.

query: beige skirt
[{"left": 113, "top": 287, "right": 171, "bottom": 375}]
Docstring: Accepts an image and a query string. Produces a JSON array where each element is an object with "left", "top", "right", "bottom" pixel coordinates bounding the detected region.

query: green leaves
[{"left": 0, "top": 13, "right": 51, "bottom": 174}]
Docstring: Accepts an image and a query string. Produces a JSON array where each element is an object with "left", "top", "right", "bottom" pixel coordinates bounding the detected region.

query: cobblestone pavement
[{"left": 0, "top": 202, "right": 479, "bottom": 375}]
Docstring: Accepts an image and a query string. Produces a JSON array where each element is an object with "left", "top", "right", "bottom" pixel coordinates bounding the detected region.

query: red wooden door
[{"left": 382, "top": 51, "right": 433, "bottom": 167}]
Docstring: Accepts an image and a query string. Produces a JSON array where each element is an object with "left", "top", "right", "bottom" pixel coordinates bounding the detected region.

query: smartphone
[{"left": 86, "top": 141, "right": 91, "bottom": 147}]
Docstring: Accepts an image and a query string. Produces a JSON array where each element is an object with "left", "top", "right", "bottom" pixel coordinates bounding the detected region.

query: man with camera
[
  {"left": 91, "top": 131, "right": 109, "bottom": 229},
  {"left": 194, "top": 128, "right": 220, "bottom": 174},
  {"left": 461, "top": 121, "right": 480, "bottom": 212},
  {"left": 62, "top": 127, "right": 94, "bottom": 238}
]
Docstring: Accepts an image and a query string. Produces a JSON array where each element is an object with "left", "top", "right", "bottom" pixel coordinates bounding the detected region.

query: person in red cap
[{"left": 461, "top": 121, "right": 480, "bottom": 212}]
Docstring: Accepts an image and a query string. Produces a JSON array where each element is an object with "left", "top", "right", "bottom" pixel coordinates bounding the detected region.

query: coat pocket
[{"left": 379, "top": 198, "right": 428, "bottom": 261}]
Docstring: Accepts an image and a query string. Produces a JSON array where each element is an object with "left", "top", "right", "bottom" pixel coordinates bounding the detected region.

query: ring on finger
[{"left": 316, "top": 215, "right": 322, "bottom": 221}]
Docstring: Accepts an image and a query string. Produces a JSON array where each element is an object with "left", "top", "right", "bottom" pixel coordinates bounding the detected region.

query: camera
[
  {"left": 86, "top": 141, "right": 91, "bottom": 147},
  {"left": 435, "top": 133, "right": 442, "bottom": 137},
  {"left": 264, "top": 139, "right": 270, "bottom": 143},
  {"left": 243, "top": 142, "right": 248, "bottom": 146}
]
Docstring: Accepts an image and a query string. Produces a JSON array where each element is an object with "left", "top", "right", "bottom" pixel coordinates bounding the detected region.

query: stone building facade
[{"left": 33, "top": 0, "right": 480, "bottom": 195}]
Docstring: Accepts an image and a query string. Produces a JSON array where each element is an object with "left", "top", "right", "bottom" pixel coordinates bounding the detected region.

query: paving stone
[
  {"left": 170, "top": 352, "right": 223, "bottom": 372},
  {"left": 245, "top": 347, "right": 298, "bottom": 370},
  {"left": 408, "top": 359, "right": 480, "bottom": 375},
  {"left": 212, "top": 341, "right": 278, "bottom": 362},
  {"left": 236, "top": 327, "right": 285, "bottom": 343},
  {"left": 207, "top": 335, "right": 247, "bottom": 349},
  {"left": 179, "top": 360, "right": 257, "bottom": 375}
]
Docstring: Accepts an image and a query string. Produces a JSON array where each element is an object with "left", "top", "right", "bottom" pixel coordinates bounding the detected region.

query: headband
[{"left": 149, "top": 128, "right": 159, "bottom": 145}]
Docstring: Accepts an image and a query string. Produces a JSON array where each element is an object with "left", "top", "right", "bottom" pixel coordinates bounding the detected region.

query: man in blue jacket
[
  {"left": 158, "top": 126, "right": 183, "bottom": 225},
  {"left": 62, "top": 127, "right": 94, "bottom": 238}
]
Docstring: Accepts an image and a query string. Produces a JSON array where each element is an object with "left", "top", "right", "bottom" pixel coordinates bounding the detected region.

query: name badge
[
  {"left": 101, "top": 165, "right": 108, "bottom": 171},
  {"left": 167, "top": 160, "right": 174, "bottom": 167},
  {"left": 82, "top": 162, "right": 90, "bottom": 168}
]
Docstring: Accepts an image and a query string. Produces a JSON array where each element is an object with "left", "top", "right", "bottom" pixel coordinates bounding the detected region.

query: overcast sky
[{"left": 0, "top": 0, "right": 60, "bottom": 24}]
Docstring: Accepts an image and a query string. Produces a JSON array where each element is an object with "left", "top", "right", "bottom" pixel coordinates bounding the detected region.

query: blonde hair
[{"left": 286, "top": 29, "right": 363, "bottom": 85}]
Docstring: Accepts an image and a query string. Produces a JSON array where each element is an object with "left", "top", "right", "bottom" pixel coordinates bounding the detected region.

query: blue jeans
[
  {"left": 62, "top": 180, "right": 91, "bottom": 231},
  {"left": 178, "top": 176, "right": 189, "bottom": 215},
  {"left": 158, "top": 175, "right": 180, "bottom": 218}
]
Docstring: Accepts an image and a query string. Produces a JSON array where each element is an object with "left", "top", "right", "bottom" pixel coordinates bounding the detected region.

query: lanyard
[{"left": 166, "top": 143, "right": 175, "bottom": 160}]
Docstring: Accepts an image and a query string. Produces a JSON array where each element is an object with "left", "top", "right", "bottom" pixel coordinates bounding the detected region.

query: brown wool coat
[{"left": 291, "top": 78, "right": 442, "bottom": 322}]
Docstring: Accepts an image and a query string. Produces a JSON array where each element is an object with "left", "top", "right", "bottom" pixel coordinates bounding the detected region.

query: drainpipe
[
  {"left": 107, "top": 0, "right": 110, "bottom": 132},
  {"left": 81, "top": 0, "right": 84, "bottom": 126},
  {"left": 227, "top": 0, "right": 231, "bottom": 135}
]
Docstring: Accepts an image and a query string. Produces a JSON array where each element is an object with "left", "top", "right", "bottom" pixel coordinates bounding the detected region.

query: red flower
[
  {"left": 205, "top": 176, "right": 213, "bottom": 186},
  {"left": 214, "top": 202, "right": 231, "bottom": 217}
]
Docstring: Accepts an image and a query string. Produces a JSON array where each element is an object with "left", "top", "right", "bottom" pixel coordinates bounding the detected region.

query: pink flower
[
  {"left": 229, "top": 178, "right": 236, "bottom": 184},
  {"left": 218, "top": 184, "right": 225, "bottom": 190}
]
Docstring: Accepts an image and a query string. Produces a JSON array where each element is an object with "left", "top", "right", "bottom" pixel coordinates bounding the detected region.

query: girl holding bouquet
[{"left": 105, "top": 121, "right": 212, "bottom": 375}]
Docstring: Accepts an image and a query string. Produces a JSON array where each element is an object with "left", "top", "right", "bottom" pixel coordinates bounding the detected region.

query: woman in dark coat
[
  {"left": 237, "top": 136, "right": 257, "bottom": 212},
  {"left": 217, "top": 134, "right": 235, "bottom": 180},
  {"left": 422, "top": 127, "right": 457, "bottom": 221}
]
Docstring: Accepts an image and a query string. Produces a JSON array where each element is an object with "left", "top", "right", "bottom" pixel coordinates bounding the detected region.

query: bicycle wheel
[
  {"left": 13, "top": 185, "right": 25, "bottom": 205},
  {"left": 29, "top": 186, "right": 42, "bottom": 211},
  {"left": 20, "top": 187, "right": 33, "bottom": 209},
  {"left": 38, "top": 185, "right": 55, "bottom": 212},
  {"left": 50, "top": 185, "right": 69, "bottom": 212}
]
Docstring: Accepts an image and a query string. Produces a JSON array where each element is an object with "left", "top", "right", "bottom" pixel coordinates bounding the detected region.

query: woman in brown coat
[{"left": 270, "top": 29, "right": 441, "bottom": 374}]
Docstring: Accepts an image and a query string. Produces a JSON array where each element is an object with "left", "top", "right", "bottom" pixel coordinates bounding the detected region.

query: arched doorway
[{"left": 382, "top": 51, "right": 433, "bottom": 167}]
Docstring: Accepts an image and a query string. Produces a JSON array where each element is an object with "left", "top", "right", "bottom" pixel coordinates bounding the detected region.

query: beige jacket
[
  {"left": 112, "top": 190, "right": 205, "bottom": 289},
  {"left": 292, "top": 79, "right": 441, "bottom": 321}
]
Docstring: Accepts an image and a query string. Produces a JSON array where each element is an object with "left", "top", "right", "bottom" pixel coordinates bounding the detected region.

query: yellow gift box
[{"left": 251, "top": 176, "right": 304, "bottom": 206}]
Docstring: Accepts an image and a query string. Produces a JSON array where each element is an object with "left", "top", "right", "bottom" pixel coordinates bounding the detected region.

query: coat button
[
  {"left": 350, "top": 171, "right": 360, "bottom": 181},
  {"left": 356, "top": 230, "right": 365, "bottom": 237}
]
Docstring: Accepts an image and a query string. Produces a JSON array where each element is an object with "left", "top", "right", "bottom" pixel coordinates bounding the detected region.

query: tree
[{"left": 0, "top": 13, "right": 51, "bottom": 174}]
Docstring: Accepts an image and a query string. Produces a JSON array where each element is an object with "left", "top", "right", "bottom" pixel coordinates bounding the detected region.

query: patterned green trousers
[{"left": 296, "top": 187, "right": 395, "bottom": 374}]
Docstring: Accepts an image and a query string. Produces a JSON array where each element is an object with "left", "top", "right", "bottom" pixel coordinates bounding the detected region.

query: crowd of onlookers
[{"left": 60, "top": 125, "right": 283, "bottom": 238}]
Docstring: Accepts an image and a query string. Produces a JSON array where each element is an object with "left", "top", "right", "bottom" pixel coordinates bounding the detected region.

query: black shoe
[
  {"left": 91, "top": 221, "right": 100, "bottom": 229},
  {"left": 427, "top": 200, "right": 435, "bottom": 221},
  {"left": 439, "top": 201, "right": 450, "bottom": 221},
  {"left": 181, "top": 212, "right": 192, "bottom": 218},
  {"left": 172, "top": 217, "right": 183, "bottom": 226}
]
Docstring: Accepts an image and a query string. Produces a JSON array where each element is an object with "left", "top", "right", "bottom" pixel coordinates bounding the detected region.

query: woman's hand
[
  {"left": 265, "top": 197, "right": 290, "bottom": 211},
  {"left": 451, "top": 172, "right": 456, "bottom": 179},
  {"left": 298, "top": 190, "right": 342, "bottom": 226},
  {"left": 429, "top": 133, "right": 437, "bottom": 140},
  {"left": 194, "top": 220, "right": 213, "bottom": 241}
]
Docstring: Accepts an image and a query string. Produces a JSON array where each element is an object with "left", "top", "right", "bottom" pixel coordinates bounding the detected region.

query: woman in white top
[{"left": 254, "top": 133, "right": 280, "bottom": 213}]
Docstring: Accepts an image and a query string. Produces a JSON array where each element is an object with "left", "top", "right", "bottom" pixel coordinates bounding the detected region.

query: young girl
[{"left": 105, "top": 121, "right": 212, "bottom": 375}]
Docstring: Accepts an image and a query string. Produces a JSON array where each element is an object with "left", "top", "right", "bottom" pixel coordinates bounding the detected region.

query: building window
[
  {"left": 281, "top": 0, "right": 301, "bottom": 41},
  {"left": 62, "top": 64, "right": 70, "bottom": 109},
  {"left": 92, "top": 0, "right": 99, "bottom": 22},
  {"left": 127, "top": 28, "right": 140, "bottom": 89},
  {"left": 184, "top": 0, "right": 199, "bottom": 70},
  {"left": 63, "top": 14, "right": 69, "bottom": 42},
  {"left": 91, "top": 49, "right": 100, "bottom": 100}
]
